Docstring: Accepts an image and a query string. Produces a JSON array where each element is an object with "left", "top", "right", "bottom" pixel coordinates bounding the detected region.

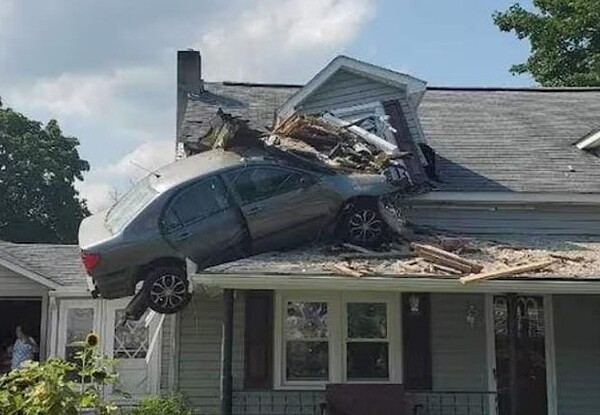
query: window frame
[
  {"left": 163, "top": 175, "right": 232, "bottom": 229},
  {"left": 274, "top": 291, "right": 401, "bottom": 390},
  {"left": 223, "top": 165, "right": 318, "bottom": 207}
]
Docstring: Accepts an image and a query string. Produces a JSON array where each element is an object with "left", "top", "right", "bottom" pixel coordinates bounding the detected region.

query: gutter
[{"left": 192, "top": 272, "right": 600, "bottom": 294}]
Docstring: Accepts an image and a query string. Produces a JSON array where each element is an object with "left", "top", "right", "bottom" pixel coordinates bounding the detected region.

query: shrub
[
  {"left": 0, "top": 333, "right": 119, "bottom": 415},
  {"left": 128, "top": 394, "right": 195, "bottom": 415}
]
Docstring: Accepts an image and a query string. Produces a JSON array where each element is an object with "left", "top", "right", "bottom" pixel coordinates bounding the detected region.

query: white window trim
[
  {"left": 55, "top": 298, "right": 161, "bottom": 397},
  {"left": 274, "top": 290, "right": 401, "bottom": 390}
]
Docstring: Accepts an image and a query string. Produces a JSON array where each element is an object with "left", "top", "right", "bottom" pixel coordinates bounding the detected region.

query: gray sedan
[{"left": 79, "top": 150, "right": 406, "bottom": 316}]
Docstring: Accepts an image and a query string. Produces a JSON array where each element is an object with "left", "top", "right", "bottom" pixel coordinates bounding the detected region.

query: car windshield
[{"left": 105, "top": 176, "right": 158, "bottom": 233}]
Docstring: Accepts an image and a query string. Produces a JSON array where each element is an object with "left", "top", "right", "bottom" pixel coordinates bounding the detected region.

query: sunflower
[{"left": 85, "top": 332, "right": 99, "bottom": 348}]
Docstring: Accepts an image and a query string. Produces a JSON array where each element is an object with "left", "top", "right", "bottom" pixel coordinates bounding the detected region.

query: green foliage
[
  {"left": 493, "top": 0, "right": 600, "bottom": 86},
  {"left": 0, "top": 103, "right": 90, "bottom": 243},
  {"left": 128, "top": 394, "right": 195, "bottom": 415},
  {"left": 0, "top": 341, "right": 119, "bottom": 415}
]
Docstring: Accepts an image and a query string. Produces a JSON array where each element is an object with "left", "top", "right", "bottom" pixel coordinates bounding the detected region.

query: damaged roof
[
  {"left": 180, "top": 84, "right": 600, "bottom": 194},
  {"left": 204, "top": 234, "right": 600, "bottom": 280},
  {"left": 0, "top": 242, "right": 87, "bottom": 288}
]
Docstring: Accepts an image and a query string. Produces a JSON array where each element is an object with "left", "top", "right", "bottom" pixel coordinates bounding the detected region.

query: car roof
[{"left": 152, "top": 150, "right": 247, "bottom": 192}]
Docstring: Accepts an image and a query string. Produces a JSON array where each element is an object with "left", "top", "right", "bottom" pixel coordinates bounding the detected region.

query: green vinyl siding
[
  {"left": 431, "top": 294, "right": 488, "bottom": 391},
  {"left": 554, "top": 295, "right": 600, "bottom": 415}
]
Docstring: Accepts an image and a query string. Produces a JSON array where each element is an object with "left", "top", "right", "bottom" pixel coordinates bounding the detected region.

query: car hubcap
[
  {"left": 348, "top": 209, "right": 382, "bottom": 243},
  {"left": 150, "top": 274, "right": 187, "bottom": 310}
]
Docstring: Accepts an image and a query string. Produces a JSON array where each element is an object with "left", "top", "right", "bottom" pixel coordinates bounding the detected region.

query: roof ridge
[
  {"left": 427, "top": 86, "right": 600, "bottom": 92},
  {"left": 220, "top": 81, "right": 303, "bottom": 88},
  {"left": 210, "top": 81, "right": 600, "bottom": 93}
]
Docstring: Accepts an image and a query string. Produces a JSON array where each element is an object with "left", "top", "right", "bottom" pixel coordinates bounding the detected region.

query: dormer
[{"left": 276, "top": 56, "right": 431, "bottom": 183}]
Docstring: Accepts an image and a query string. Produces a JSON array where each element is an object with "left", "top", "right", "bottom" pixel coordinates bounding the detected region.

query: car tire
[
  {"left": 340, "top": 199, "right": 386, "bottom": 246},
  {"left": 144, "top": 266, "right": 191, "bottom": 314}
]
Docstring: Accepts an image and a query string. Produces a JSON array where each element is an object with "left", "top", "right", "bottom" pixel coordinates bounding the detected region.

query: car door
[
  {"left": 161, "top": 175, "right": 247, "bottom": 267},
  {"left": 224, "top": 165, "right": 339, "bottom": 254}
]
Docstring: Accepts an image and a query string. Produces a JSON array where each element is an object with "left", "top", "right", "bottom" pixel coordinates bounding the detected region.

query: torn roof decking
[
  {"left": 203, "top": 235, "right": 600, "bottom": 280},
  {"left": 180, "top": 84, "right": 600, "bottom": 194}
]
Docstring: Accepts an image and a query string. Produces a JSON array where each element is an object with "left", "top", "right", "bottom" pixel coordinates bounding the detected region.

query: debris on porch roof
[
  {"left": 204, "top": 234, "right": 600, "bottom": 280},
  {"left": 186, "top": 109, "right": 418, "bottom": 181}
]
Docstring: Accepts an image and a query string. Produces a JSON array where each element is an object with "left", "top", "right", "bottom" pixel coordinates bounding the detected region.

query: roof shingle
[
  {"left": 179, "top": 83, "right": 600, "bottom": 194},
  {"left": 0, "top": 242, "right": 87, "bottom": 288}
]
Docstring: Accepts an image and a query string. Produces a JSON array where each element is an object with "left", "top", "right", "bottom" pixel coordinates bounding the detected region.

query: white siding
[
  {"left": 554, "top": 295, "right": 600, "bottom": 415},
  {"left": 431, "top": 294, "right": 488, "bottom": 391},
  {"left": 0, "top": 264, "right": 48, "bottom": 296},
  {"left": 298, "top": 69, "right": 404, "bottom": 115}
]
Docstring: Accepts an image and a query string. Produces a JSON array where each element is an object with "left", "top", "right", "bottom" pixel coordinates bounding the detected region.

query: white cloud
[
  {"left": 8, "top": 66, "right": 168, "bottom": 117},
  {"left": 104, "top": 140, "right": 175, "bottom": 179},
  {"left": 2, "top": 0, "right": 377, "bottom": 213},
  {"left": 78, "top": 182, "right": 115, "bottom": 213},
  {"left": 80, "top": 140, "right": 175, "bottom": 213},
  {"left": 199, "top": 0, "right": 376, "bottom": 81}
]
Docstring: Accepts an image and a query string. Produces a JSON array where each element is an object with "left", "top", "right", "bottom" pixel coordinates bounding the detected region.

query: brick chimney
[{"left": 176, "top": 50, "right": 202, "bottom": 155}]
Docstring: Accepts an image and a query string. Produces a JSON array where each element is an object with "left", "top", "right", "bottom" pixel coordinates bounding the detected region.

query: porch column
[{"left": 221, "top": 289, "right": 234, "bottom": 415}]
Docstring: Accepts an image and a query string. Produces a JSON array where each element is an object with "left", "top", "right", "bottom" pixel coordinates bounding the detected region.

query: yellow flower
[{"left": 85, "top": 332, "right": 99, "bottom": 348}]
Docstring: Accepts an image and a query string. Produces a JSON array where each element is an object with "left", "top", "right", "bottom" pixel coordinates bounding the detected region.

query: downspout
[{"left": 221, "top": 289, "right": 234, "bottom": 415}]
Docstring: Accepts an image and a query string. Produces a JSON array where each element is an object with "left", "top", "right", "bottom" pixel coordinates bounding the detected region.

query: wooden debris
[
  {"left": 459, "top": 260, "right": 556, "bottom": 285},
  {"left": 411, "top": 243, "right": 483, "bottom": 273},
  {"left": 339, "top": 251, "right": 414, "bottom": 260},
  {"left": 431, "top": 263, "right": 464, "bottom": 275},
  {"left": 327, "top": 264, "right": 363, "bottom": 278},
  {"left": 342, "top": 243, "right": 375, "bottom": 254},
  {"left": 549, "top": 253, "right": 586, "bottom": 263}
]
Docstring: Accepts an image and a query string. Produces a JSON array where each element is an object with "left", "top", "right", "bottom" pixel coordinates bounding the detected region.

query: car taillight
[{"left": 81, "top": 251, "right": 101, "bottom": 274}]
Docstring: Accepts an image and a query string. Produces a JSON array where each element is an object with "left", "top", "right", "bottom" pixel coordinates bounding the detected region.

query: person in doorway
[{"left": 11, "top": 325, "right": 38, "bottom": 370}]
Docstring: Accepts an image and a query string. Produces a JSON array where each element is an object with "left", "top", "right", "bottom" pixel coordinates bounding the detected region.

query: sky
[{"left": 0, "top": 0, "right": 535, "bottom": 212}]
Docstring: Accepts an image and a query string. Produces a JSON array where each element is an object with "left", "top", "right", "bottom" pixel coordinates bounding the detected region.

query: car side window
[
  {"left": 170, "top": 177, "right": 230, "bottom": 225},
  {"left": 225, "top": 167, "right": 316, "bottom": 206}
]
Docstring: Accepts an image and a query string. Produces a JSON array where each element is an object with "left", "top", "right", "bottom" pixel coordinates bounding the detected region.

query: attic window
[{"left": 576, "top": 129, "right": 600, "bottom": 155}]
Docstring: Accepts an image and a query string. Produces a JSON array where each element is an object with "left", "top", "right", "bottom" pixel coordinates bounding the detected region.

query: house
[
  {"left": 0, "top": 242, "right": 172, "bottom": 400},
  {"left": 5, "top": 51, "right": 600, "bottom": 415},
  {"left": 174, "top": 51, "right": 600, "bottom": 415}
]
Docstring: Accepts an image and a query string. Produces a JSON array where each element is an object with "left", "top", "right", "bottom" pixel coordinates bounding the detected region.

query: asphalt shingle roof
[
  {"left": 180, "top": 83, "right": 600, "bottom": 194},
  {"left": 0, "top": 242, "right": 87, "bottom": 288}
]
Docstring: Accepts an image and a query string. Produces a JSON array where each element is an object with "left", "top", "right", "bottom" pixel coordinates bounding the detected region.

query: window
[
  {"left": 226, "top": 167, "right": 314, "bottom": 205},
  {"left": 170, "top": 177, "right": 230, "bottom": 225},
  {"left": 106, "top": 176, "right": 158, "bottom": 233},
  {"left": 346, "top": 302, "right": 389, "bottom": 380},
  {"left": 285, "top": 302, "right": 329, "bottom": 381},
  {"left": 275, "top": 292, "right": 400, "bottom": 388},
  {"left": 64, "top": 307, "right": 95, "bottom": 362},
  {"left": 113, "top": 310, "right": 149, "bottom": 359}
]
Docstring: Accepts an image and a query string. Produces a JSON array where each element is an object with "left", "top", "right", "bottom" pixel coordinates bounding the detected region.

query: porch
[{"left": 174, "top": 281, "right": 600, "bottom": 415}]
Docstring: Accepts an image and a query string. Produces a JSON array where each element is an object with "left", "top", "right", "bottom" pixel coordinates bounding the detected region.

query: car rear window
[{"left": 105, "top": 176, "right": 158, "bottom": 233}]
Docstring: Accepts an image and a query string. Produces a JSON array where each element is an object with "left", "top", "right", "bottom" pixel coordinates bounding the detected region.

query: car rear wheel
[
  {"left": 341, "top": 200, "right": 385, "bottom": 246},
  {"left": 144, "top": 266, "right": 191, "bottom": 314}
]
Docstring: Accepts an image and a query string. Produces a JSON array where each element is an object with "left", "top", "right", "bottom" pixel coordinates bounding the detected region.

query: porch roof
[
  {"left": 0, "top": 242, "right": 87, "bottom": 289},
  {"left": 202, "top": 235, "right": 600, "bottom": 281}
]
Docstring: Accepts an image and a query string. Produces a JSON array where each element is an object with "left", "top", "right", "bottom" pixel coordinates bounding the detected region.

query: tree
[
  {"left": 0, "top": 101, "right": 90, "bottom": 243},
  {"left": 493, "top": 0, "right": 600, "bottom": 86}
]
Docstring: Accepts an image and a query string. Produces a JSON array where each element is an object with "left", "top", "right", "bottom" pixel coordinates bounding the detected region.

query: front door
[{"left": 494, "top": 295, "right": 547, "bottom": 415}]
